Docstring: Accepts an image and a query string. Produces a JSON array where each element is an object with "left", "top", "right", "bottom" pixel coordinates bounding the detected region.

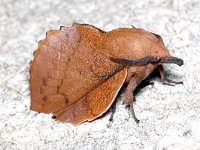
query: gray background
[{"left": 0, "top": 0, "right": 200, "bottom": 149}]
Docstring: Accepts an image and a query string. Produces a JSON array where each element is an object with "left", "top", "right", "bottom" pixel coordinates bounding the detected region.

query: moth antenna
[
  {"left": 110, "top": 56, "right": 158, "bottom": 67},
  {"left": 111, "top": 56, "right": 183, "bottom": 67},
  {"left": 160, "top": 57, "right": 183, "bottom": 66}
]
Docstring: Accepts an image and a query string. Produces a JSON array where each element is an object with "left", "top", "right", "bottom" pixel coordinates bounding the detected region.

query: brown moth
[{"left": 30, "top": 23, "right": 183, "bottom": 125}]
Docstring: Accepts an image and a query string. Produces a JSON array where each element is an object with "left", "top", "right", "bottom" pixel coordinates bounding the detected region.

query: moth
[{"left": 30, "top": 23, "right": 183, "bottom": 125}]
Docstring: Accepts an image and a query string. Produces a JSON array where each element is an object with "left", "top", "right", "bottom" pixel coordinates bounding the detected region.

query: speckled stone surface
[{"left": 0, "top": 0, "right": 200, "bottom": 149}]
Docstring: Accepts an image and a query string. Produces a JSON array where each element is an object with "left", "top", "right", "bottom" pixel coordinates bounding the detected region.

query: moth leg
[
  {"left": 130, "top": 100, "right": 140, "bottom": 123},
  {"left": 107, "top": 99, "right": 117, "bottom": 128},
  {"left": 123, "top": 77, "right": 137, "bottom": 104},
  {"left": 158, "top": 65, "right": 183, "bottom": 85},
  {"left": 108, "top": 67, "right": 142, "bottom": 125},
  {"left": 137, "top": 78, "right": 154, "bottom": 88},
  {"left": 123, "top": 76, "right": 140, "bottom": 123},
  {"left": 108, "top": 99, "right": 117, "bottom": 122}
]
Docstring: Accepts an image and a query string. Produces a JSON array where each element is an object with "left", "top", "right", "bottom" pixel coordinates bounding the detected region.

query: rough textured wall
[{"left": 0, "top": 0, "right": 200, "bottom": 149}]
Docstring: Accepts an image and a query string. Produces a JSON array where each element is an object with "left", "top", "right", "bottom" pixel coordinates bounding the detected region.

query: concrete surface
[{"left": 0, "top": 0, "right": 200, "bottom": 149}]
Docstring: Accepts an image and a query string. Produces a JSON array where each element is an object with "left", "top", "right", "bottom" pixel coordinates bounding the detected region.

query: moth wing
[
  {"left": 54, "top": 69, "right": 127, "bottom": 125},
  {"left": 30, "top": 24, "right": 123, "bottom": 114}
]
